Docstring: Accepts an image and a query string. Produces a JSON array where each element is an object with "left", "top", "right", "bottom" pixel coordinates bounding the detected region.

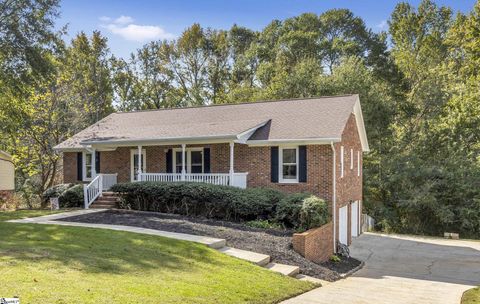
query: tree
[
  {"left": 0, "top": 0, "right": 61, "bottom": 88},
  {"left": 62, "top": 31, "right": 114, "bottom": 125}
]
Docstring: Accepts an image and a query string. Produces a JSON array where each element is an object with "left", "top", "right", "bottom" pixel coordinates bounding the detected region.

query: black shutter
[
  {"left": 166, "top": 149, "right": 173, "bottom": 173},
  {"left": 271, "top": 147, "right": 279, "bottom": 183},
  {"left": 95, "top": 151, "right": 101, "bottom": 174},
  {"left": 204, "top": 148, "right": 211, "bottom": 173},
  {"left": 299, "top": 146, "right": 307, "bottom": 182},
  {"left": 77, "top": 152, "right": 83, "bottom": 181}
]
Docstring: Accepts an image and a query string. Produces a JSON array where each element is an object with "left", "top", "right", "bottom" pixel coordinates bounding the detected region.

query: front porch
[{"left": 83, "top": 142, "right": 248, "bottom": 208}]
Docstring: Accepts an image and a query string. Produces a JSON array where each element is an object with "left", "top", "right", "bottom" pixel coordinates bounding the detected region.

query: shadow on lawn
[{"left": 0, "top": 222, "right": 226, "bottom": 275}]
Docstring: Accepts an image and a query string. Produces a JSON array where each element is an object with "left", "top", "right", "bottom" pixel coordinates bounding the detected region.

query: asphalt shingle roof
[{"left": 55, "top": 95, "right": 360, "bottom": 150}]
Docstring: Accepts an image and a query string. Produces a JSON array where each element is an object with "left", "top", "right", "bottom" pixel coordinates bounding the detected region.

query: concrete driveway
[{"left": 283, "top": 233, "right": 480, "bottom": 304}]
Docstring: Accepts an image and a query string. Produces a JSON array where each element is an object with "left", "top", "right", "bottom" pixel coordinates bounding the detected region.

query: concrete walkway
[
  {"left": 9, "top": 210, "right": 322, "bottom": 283},
  {"left": 282, "top": 232, "right": 480, "bottom": 304},
  {"left": 9, "top": 209, "right": 226, "bottom": 248}
]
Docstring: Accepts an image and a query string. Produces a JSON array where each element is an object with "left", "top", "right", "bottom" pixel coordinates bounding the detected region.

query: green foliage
[
  {"left": 43, "top": 184, "right": 83, "bottom": 208},
  {"left": 275, "top": 193, "right": 311, "bottom": 229},
  {"left": 330, "top": 255, "right": 341, "bottom": 263},
  {"left": 245, "top": 220, "right": 282, "bottom": 230},
  {"left": 59, "top": 184, "right": 84, "bottom": 208},
  {"left": 299, "top": 196, "right": 330, "bottom": 231},
  {"left": 112, "top": 182, "right": 330, "bottom": 231},
  {"left": 43, "top": 184, "right": 73, "bottom": 202},
  {"left": 111, "top": 182, "right": 285, "bottom": 222}
]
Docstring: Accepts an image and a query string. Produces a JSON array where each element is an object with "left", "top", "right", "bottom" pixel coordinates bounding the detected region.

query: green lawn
[
  {"left": 0, "top": 209, "right": 67, "bottom": 222},
  {"left": 0, "top": 210, "right": 314, "bottom": 303},
  {"left": 463, "top": 287, "right": 480, "bottom": 304}
]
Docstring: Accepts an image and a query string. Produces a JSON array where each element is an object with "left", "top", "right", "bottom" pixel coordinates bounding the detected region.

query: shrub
[
  {"left": 299, "top": 196, "right": 329, "bottom": 231},
  {"left": 43, "top": 183, "right": 84, "bottom": 208},
  {"left": 112, "top": 182, "right": 285, "bottom": 222},
  {"left": 275, "top": 193, "right": 311, "bottom": 228},
  {"left": 112, "top": 182, "right": 330, "bottom": 231},
  {"left": 59, "top": 184, "right": 84, "bottom": 207},
  {"left": 246, "top": 220, "right": 282, "bottom": 230},
  {"left": 43, "top": 184, "right": 72, "bottom": 202}
]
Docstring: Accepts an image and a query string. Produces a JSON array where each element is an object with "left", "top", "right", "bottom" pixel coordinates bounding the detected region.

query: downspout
[{"left": 330, "top": 141, "right": 337, "bottom": 253}]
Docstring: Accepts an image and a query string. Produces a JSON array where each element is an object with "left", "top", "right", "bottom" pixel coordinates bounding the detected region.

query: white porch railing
[
  {"left": 83, "top": 175, "right": 102, "bottom": 209},
  {"left": 101, "top": 173, "right": 118, "bottom": 191},
  {"left": 140, "top": 173, "right": 182, "bottom": 182},
  {"left": 185, "top": 173, "right": 230, "bottom": 185},
  {"left": 139, "top": 172, "right": 248, "bottom": 188}
]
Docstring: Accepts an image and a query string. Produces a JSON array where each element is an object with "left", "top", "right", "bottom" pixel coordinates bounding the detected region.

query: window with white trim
[
  {"left": 131, "top": 149, "right": 146, "bottom": 182},
  {"left": 173, "top": 148, "right": 204, "bottom": 173},
  {"left": 357, "top": 150, "right": 360, "bottom": 176},
  {"left": 279, "top": 147, "right": 298, "bottom": 183},
  {"left": 350, "top": 149, "right": 353, "bottom": 170},
  {"left": 340, "top": 146, "right": 344, "bottom": 178},
  {"left": 83, "top": 152, "right": 93, "bottom": 181}
]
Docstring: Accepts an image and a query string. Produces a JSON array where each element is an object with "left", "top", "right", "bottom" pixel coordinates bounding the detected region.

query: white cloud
[
  {"left": 99, "top": 15, "right": 174, "bottom": 42},
  {"left": 114, "top": 15, "right": 134, "bottom": 25},
  {"left": 99, "top": 16, "right": 111, "bottom": 22},
  {"left": 377, "top": 20, "right": 388, "bottom": 30}
]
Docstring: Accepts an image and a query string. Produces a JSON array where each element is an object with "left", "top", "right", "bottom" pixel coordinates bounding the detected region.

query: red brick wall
[
  {"left": 63, "top": 144, "right": 334, "bottom": 198},
  {"left": 63, "top": 152, "right": 78, "bottom": 183},
  {"left": 0, "top": 190, "right": 13, "bottom": 202},
  {"left": 292, "top": 222, "right": 334, "bottom": 263},
  {"left": 334, "top": 113, "right": 363, "bottom": 245}
]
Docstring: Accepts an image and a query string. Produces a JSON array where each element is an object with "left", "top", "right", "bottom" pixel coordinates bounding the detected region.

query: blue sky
[{"left": 57, "top": 0, "right": 476, "bottom": 59}]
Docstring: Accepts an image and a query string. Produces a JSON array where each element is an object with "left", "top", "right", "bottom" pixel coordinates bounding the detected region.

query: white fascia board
[
  {"left": 246, "top": 138, "right": 341, "bottom": 147},
  {"left": 81, "top": 134, "right": 238, "bottom": 148},
  {"left": 53, "top": 147, "right": 86, "bottom": 152},
  {"left": 353, "top": 96, "right": 370, "bottom": 152}
]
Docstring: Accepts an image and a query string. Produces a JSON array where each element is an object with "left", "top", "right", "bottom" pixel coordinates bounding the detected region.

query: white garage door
[
  {"left": 339, "top": 205, "right": 348, "bottom": 245},
  {"left": 351, "top": 201, "right": 359, "bottom": 237}
]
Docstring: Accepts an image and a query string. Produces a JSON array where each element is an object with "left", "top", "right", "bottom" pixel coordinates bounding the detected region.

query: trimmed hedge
[
  {"left": 111, "top": 182, "right": 330, "bottom": 231},
  {"left": 43, "top": 183, "right": 84, "bottom": 208}
]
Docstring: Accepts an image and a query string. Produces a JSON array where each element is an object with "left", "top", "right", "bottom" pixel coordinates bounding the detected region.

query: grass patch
[
  {"left": 0, "top": 211, "right": 314, "bottom": 303},
  {"left": 462, "top": 287, "right": 480, "bottom": 304},
  {"left": 0, "top": 209, "right": 68, "bottom": 222}
]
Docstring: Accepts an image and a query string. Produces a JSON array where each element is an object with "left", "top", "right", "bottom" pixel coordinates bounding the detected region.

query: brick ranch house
[{"left": 54, "top": 94, "right": 369, "bottom": 248}]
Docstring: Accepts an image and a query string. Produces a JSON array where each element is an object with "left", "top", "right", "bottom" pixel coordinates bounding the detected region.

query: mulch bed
[{"left": 59, "top": 209, "right": 361, "bottom": 281}]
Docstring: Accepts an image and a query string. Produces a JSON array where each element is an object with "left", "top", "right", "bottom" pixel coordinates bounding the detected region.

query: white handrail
[{"left": 83, "top": 175, "right": 102, "bottom": 209}]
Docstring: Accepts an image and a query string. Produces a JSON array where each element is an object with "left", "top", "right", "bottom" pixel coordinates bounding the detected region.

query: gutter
[{"left": 330, "top": 141, "right": 337, "bottom": 254}]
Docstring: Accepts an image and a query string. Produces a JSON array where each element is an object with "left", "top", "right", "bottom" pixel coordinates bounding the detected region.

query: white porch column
[
  {"left": 181, "top": 144, "right": 186, "bottom": 181},
  {"left": 91, "top": 148, "right": 97, "bottom": 177},
  {"left": 137, "top": 145, "right": 142, "bottom": 181},
  {"left": 229, "top": 142, "right": 234, "bottom": 186}
]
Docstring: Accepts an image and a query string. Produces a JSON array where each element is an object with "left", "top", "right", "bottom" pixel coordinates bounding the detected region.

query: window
[
  {"left": 357, "top": 150, "right": 360, "bottom": 176},
  {"left": 83, "top": 152, "right": 93, "bottom": 181},
  {"left": 279, "top": 147, "right": 298, "bottom": 183},
  {"left": 340, "top": 146, "right": 344, "bottom": 178},
  {"left": 173, "top": 148, "right": 204, "bottom": 173},
  {"left": 190, "top": 150, "right": 203, "bottom": 173},
  {"left": 131, "top": 149, "right": 146, "bottom": 181},
  {"left": 175, "top": 151, "right": 183, "bottom": 173},
  {"left": 351, "top": 149, "right": 353, "bottom": 170}
]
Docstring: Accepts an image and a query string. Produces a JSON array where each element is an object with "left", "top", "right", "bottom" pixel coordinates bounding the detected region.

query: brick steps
[{"left": 90, "top": 192, "right": 119, "bottom": 209}]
